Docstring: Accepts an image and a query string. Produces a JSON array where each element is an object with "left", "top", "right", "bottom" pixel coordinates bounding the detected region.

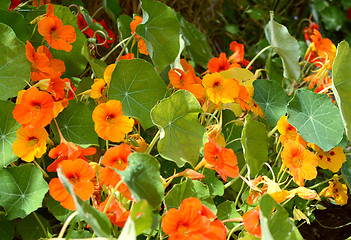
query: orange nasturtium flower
[
  {"left": 49, "top": 159, "right": 95, "bottom": 210},
  {"left": 228, "top": 41, "right": 250, "bottom": 68},
  {"left": 320, "top": 175, "right": 348, "bottom": 205},
  {"left": 38, "top": 4, "right": 76, "bottom": 52},
  {"left": 202, "top": 72, "right": 239, "bottom": 105},
  {"left": 168, "top": 59, "right": 204, "bottom": 100},
  {"left": 309, "top": 143, "right": 346, "bottom": 173},
  {"left": 281, "top": 140, "right": 318, "bottom": 186},
  {"left": 203, "top": 138, "right": 239, "bottom": 181},
  {"left": 92, "top": 100, "right": 134, "bottom": 142},
  {"left": 242, "top": 207, "right": 261, "bottom": 238},
  {"left": 277, "top": 116, "right": 306, "bottom": 147},
  {"left": 12, "top": 127, "right": 48, "bottom": 162},
  {"left": 130, "top": 16, "right": 148, "bottom": 55},
  {"left": 161, "top": 197, "right": 226, "bottom": 240},
  {"left": 90, "top": 64, "right": 116, "bottom": 100},
  {"left": 98, "top": 143, "right": 133, "bottom": 200},
  {"left": 26, "top": 41, "right": 66, "bottom": 82},
  {"left": 207, "top": 52, "right": 232, "bottom": 73},
  {"left": 13, "top": 87, "right": 54, "bottom": 129}
]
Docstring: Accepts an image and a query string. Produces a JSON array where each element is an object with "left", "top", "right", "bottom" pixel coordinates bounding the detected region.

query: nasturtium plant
[{"left": 2, "top": 0, "right": 351, "bottom": 239}]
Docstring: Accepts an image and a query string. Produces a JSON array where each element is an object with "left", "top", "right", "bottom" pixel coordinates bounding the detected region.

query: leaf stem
[
  {"left": 57, "top": 211, "right": 79, "bottom": 238},
  {"left": 103, "top": 180, "right": 123, "bottom": 215},
  {"left": 33, "top": 160, "right": 49, "bottom": 178},
  {"left": 100, "top": 34, "right": 134, "bottom": 62},
  {"left": 145, "top": 130, "right": 160, "bottom": 155},
  {"left": 267, "top": 125, "right": 278, "bottom": 138},
  {"left": 246, "top": 45, "right": 272, "bottom": 70},
  {"left": 224, "top": 165, "right": 247, "bottom": 189},
  {"left": 33, "top": 212, "right": 49, "bottom": 239},
  {"left": 309, "top": 176, "right": 337, "bottom": 189}
]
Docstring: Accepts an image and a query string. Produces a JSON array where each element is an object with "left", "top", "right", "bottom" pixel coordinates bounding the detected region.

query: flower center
[
  {"left": 28, "top": 137, "right": 38, "bottom": 146},
  {"left": 106, "top": 114, "right": 116, "bottom": 124}
]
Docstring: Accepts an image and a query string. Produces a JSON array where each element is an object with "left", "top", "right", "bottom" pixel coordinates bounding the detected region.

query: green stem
[
  {"left": 114, "top": 33, "right": 136, "bottom": 63},
  {"left": 234, "top": 179, "right": 246, "bottom": 207},
  {"left": 145, "top": 130, "right": 160, "bottom": 155},
  {"left": 272, "top": 144, "right": 283, "bottom": 168},
  {"left": 309, "top": 176, "right": 337, "bottom": 189},
  {"left": 103, "top": 180, "right": 123, "bottom": 215},
  {"left": 33, "top": 212, "right": 49, "bottom": 239},
  {"left": 33, "top": 160, "right": 49, "bottom": 178},
  {"left": 146, "top": 229, "right": 155, "bottom": 240},
  {"left": 100, "top": 34, "right": 134, "bottom": 62},
  {"left": 246, "top": 45, "right": 272, "bottom": 70},
  {"left": 224, "top": 165, "right": 247, "bottom": 189},
  {"left": 227, "top": 223, "right": 244, "bottom": 240},
  {"left": 267, "top": 125, "right": 278, "bottom": 138},
  {"left": 57, "top": 211, "right": 78, "bottom": 238}
]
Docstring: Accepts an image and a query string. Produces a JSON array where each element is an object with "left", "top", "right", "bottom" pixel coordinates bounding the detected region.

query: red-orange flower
[
  {"left": 13, "top": 87, "right": 54, "bottom": 129},
  {"left": 168, "top": 59, "right": 204, "bottom": 100},
  {"left": 277, "top": 116, "right": 306, "bottom": 147},
  {"left": 162, "top": 197, "right": 226, "bottom": 240},
  {"left": 92, "top": 100, "right": 134, "bottom": 142},
  {"left": 98, "top": 144, "right": 133, "bottom": 200},
  {"left": 47, "top": 141, "right": 96, "bottom": 172},
  {"left": 281, "top": 140, "right": 318, "bottom": 186},
  {"left": 242, "top": 207, "right": 261, "bottom": 238},
  {"left": 12, "top": 127, "right": 48, "bottom": 162},
  {"left": 228, "top": 41, "right": 250, "bottom": 68},
  {"left": 26, "top": 41, "right": 65, "bottom": 82},
  {"left": 207, "top": 52, "right": 231, "bottom": 73},
  {"left": 38, "top": 4, "right": 76, "bottom": 52},
  {"left": 49, "top": 159, "right": 95, "bottom": 210},
  {"left": 203, "top": 138, "right": 239, "bottom": 181},
  {"left": 98, "top": 195, "right": 130, "bottom": 227}
]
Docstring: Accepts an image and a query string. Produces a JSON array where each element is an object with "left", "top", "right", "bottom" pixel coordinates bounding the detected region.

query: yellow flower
[
  {"left": 281, "top": 140, "right": 318, "bottom": 186},
  {"left": 277, "top": 116, "right": 306, "bottom": 147},
  {"left": 320, "top": 175, "right": 348, "bottom": 205},
  {"left": 12, "top": 127, "right": 48, "bottom": 162},
  {"left": 202, "top": 72, "right": 239, "bottom": 105},
  {"left": 310, "top": 144, "right": 346, "bottom": 173}
]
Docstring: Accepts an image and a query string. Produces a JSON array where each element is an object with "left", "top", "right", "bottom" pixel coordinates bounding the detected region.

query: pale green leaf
[
  {"left": 150, "top": 90, "right": 207, "bottom": 167},
  {"left": 217, "top": 201, "right": 241, "bottom": 229},
  {"left": 265, "top": 13, "right": 300, "bottom": 80},
  {"left": 332, "top": 40, "right": 351, "bottom": 140}
]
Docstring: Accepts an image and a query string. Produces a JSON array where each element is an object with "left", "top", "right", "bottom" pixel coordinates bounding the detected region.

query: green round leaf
[
  {"left": 287, "top": 89, "right": 344, "bottom": 151},
  {"left": 51, "top": 101, "right": 99, "bottom": 147},
  {"left": 151, "top": 90, "right": 207, "bottom": 167},
  {"left": 253, "top": 79, "right": 287, "bottom": 126},
  {"left": 0, "top": 164, "right": 49, "bottom": 220},
  {"left": 217, "top": 201, "right": 241, "bottom": 229},
  {"left": 265, "top": 13, "right": 300, "bottom": 80},
  {"left": 131, "top": 200, "right": 153, "bottom": 236},
  {"left": 0, "top": 9, "right": 30, "bottom": 42},
  {"left": 136, "top": 0, "right": 181, "bottom": 73},
  {"left": 203, "top": 169, "right": 224, "bottom": 197},
  {"left": 108, "top": 59, "right": 167, "bottom": 129},
  {"left": 0, "top": 215, "right": 15, "bottom": 240},
  {"left": 0, "top": 23, "right": 29, "bottom": 100},
  {"left": 47, "top": 196, "right": 74, "bottom": 223},
  {"left": 332, "top": 41, "right": 351, "bottom": 140},
  {"left": 16, "top": 213, "right": 51, "bottom": 240},
  {"left": 118, "top": 153, "right": 164, "bottom": 210},
  {"left": 241, "top": 115, "right": 268, "bottom": 177},
  {"left": 0, "top": 100, "right": 21, "bottom": 168}
]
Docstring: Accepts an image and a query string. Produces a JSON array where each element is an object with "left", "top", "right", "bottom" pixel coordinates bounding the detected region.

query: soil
[{"left": 299, "top": 201, "right": 351, "bottom": 239}]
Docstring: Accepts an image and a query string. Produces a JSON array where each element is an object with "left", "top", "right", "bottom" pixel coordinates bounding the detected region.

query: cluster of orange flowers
[{"left": 303, "top": 21, "right": 336, "bottom": 95}]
